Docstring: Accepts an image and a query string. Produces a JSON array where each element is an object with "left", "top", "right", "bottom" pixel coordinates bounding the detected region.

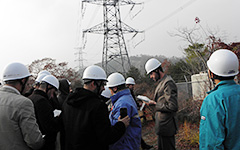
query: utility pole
[
  {"left": 82, "top": 0, "right": 142, "bottom": 74},
  {"left": 75, "top": 0, "right": 84, "bottom": 74},
  {"left": 74, "top": 47, "right": 84, "bottom": 72}
]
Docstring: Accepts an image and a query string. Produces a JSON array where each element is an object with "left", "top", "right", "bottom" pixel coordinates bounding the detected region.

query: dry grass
[
  {"left": 136, "top": 82, "right": 201, "bottom": 150},
  {"left": 176, "top": 121, "right": 199, "bottom": 149}
]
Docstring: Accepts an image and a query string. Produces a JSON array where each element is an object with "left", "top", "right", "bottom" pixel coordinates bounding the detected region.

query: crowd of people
[{"left": 0, "top": 48, "right": 240, "bottom": 150}]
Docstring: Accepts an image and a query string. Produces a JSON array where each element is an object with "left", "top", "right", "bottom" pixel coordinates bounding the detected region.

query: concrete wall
[{"left": 191, "top": 72, "right": 213, "bottom": 100}]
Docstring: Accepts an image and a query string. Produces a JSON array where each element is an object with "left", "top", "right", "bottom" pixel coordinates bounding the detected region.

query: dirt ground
[
  {"left": 141, "top": 120, "right": 200, "bottom": 150},
  {"left": 141, "top": 120, "right": 158, "bottom": 150}
]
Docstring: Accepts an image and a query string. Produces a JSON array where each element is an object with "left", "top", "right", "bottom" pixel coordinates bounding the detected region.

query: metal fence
[{"left": 176, "top": 82, "right": 193, "bottom": 100}]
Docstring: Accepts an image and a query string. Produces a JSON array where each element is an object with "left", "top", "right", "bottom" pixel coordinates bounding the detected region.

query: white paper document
[
  {"left": 136, "top": 95, "right": 151, "bottom": 103},
  {"left": 53, "top": 109, "right": 62, "bottom": 117}
]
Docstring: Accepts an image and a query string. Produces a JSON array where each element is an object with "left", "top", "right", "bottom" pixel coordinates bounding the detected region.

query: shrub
[
  {"left": 176, "top": 98, "right": 202, "bottom": 124},
  {"left": 176, "top": 121, "right": 199, "bottom": 149}
]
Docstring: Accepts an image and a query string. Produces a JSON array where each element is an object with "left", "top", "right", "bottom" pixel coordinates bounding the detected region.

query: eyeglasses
[
  {"left": 95, "top": 81, "right": 106, "bottom": 87},
  {"left": 101, "top": 81, "right": 106, "bottom": 86}
]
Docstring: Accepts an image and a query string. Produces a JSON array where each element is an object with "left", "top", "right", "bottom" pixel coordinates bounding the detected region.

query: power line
[
  {"left": 85, "top": 6, "right": 101, "bottom": 29},
  {"left": 145, "top": 0, "right": 199, "bottom": 31}
]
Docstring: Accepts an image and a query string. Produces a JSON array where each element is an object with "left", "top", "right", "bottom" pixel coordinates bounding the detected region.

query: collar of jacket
[
  {"left": 66, "top": 87, "right": 100, "bottom": 106},
  {"left": 59, "top": 79, "right": 70, "bottom": 95},
  {"left": 1, "top": 85, "right": 21, "bottom": 95},
  {"left": 207, "top": 80, "right": 236, "bottom": 94},
  {"left": 33, "top": 89, "right": 49, "bottom": 99},
  {"left": 156, "top": 74, "right": 167, "bottom": 84},
  {"left": 110, "top": 88, "right": 131, "bottom": 104}
]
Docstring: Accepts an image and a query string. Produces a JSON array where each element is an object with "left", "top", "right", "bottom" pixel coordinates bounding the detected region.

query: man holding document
[{"left": 144, "top": 58, "right": 178, "bottom": 150}]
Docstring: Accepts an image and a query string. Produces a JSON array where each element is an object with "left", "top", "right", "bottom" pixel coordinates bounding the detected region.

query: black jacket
[
  {"left": 62, "top": 88, "right": 126, "bottom": 150},
  {"left": 58, "top": 79, "right": 70, "bottom": 109},
  {"left": 29, "top": 90, "right": 60, "bottom": 150}
]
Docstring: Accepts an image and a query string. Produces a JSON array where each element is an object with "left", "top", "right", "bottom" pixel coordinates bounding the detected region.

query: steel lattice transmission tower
[{"left": 82, "top": 0, "right": 142, "bottom": 74}]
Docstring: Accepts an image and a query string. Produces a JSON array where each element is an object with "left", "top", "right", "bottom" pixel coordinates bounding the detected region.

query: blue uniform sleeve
[
  {"left": 110, "top": 100, "right": 136, "bottom": 126},
  {"left": 109, "top": 105, "right": 121, "bottom": 126},
  {"left": 199, "top": 96, "right": 226, "bottom": 150}
]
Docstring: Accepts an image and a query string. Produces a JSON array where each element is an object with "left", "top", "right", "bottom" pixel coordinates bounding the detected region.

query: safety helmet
[
  {"left": 101, "top": 86, "right": 112, "bottom": 98},
  {"left": 42, "top": 75, "right": 59, "bottom": 89},
  {"left": 126, "top": 77, "right": 135, "bottom": 85},
  {"left": 38, "top": 70, "right": 51, "bottom": 76},
  {"left": 35, "top": 74, "right": 47, "bottom": 83},
  {"left": 207, "top": 49, "right": 239, "bottom": 77},
  {"left": 107, "top": 72, "right": 125, "bottom": 87},
  {"left": 145, "top": 58, "right": 162, "bottom": 74},
  {"left": 82, "top": 65, "right": 107, "bottom": 81},
  {"left": 3, "top": 62, "right": 31, "bottom": 81}
]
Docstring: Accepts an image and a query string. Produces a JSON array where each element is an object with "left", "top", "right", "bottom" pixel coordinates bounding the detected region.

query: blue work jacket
[
  {"left": 109, "top": 89, "right": 141, "bottom": 150},
  {"left": 200, "top": 80, "right": 240, "bottom": 150}
]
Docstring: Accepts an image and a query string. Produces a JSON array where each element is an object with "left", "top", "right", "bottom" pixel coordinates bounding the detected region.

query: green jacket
[{"left": 200, "top": 80, "right": 240, "bottom": 149}]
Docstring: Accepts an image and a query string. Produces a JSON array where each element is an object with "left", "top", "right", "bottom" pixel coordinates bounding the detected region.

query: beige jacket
[
  {"left": 154, "top": 75, "right": 178, "bottom": 136},
  {"left": 0, "top": 86, "right": 44, "bottom": 150}
]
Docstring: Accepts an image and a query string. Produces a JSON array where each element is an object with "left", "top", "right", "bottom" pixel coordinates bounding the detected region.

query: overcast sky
[{"left": 0, "top": 0, "right": 239, "bottom": 79}]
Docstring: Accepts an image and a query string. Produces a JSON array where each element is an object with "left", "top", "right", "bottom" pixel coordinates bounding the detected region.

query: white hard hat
[
  {"left": 126, "top": 77, "right": 135, "bottom": 85},
  {"left": 145, "top": 58, "right": 162, "bottom": 74},
  {"left": 107, "top": 72, "right": 125, "bottom": 87},
  {"left": 82, "top": 65, "right": 107, "bottom": 81},
  {"left": 35, "top": 74, "right": 47, "bottom": 83},
  {"left": 38, "top": 70, "right": 51, "bottom": 76},
  {"left": 3, "top": 62, "right": 31, "bottom": 81},
  {"left": 207, "top": 49, "right": 239, "bottom": 77},
  {"left": 101, "top": 86, "right": 112, "bottom": 98},
  {"left": 42, "top": 75, "right": 59, "bottom": 89}
]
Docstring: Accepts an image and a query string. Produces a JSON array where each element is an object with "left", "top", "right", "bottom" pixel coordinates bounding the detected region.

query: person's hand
[
  {"left": 143, "top": 100, "right": 156, "bottom": 105},
  {"left": 148, "top": 100, "right": 156, "bottom": 105},
  {"left": 118, "top": 116, "right": 130, "bottom": 128}
]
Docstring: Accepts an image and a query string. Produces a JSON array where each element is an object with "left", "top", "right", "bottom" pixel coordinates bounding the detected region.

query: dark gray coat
[{"left": 154, "top": 75, "right": 178, "bottom": 136}]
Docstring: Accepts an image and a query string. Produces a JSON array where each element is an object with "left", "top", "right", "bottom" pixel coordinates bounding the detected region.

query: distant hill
[{"left": 94, "top": 54, "right": 183, "bottom": 75}]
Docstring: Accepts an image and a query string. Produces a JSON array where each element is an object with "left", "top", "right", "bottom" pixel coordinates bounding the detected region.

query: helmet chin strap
[
  {"left": 94, "top": 81, "right": 102, "bottom": 95},
  {"left": 20, "top": 77, "right": 29, "bottom": 95},
  {"left": 45, "top": 84, "right": 49, "bottom": 95},
  {"left": 45, "top": 84, "right": 55, "bottom": 98},
  {"left": 211, "top": 77, "right": 216, "bottom": 85},
  {"left": 154, "top": 69, "right": 161, "bottom": 81},
  {"left": 208, "top": 70, "right": 216, "bottom": 86}
]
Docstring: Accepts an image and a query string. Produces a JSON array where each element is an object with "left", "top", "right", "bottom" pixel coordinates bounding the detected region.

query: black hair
[
  {"left": 83, "top": 79, "right": 93, "bottom": 84},
  {"left": 213, "top": 74, "right": 235, "bottom": 81},
  {"left": 156, "top": 65, "right": 164, "bottom": 73},
  {"left": 150, "top": 65, "right": 164, "bottom": 75},
  {"left": 5, "top": 80, "right": 19, "bottom": 85},
  {"left": 209, "top": 70, "right": 235, "bottom": 81},
  {"left": 39, "top": 82, "right": 48, "bottom": 89},
  {"left": 109, "top": 84, "right": 126, "bottom": 93},
  {"left": 40, "top": 81, "right": 57, "bottom": 94},
  {"left": 5, "top": 77, "right": 30, "bottom": 94}
]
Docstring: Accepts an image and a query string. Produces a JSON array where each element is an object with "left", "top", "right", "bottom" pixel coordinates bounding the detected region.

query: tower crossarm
[
  {"left": 82, "top": 0, "right": 142, "bottom": 6},
  {"left": 83, "top": 22, "right": 142, "bottom": 35},
  {"left": 83, "top": 22, "right": 104, "bottom": 34},
  {"left": 120, "top": 22, "right": 142, "bottom": 34}
]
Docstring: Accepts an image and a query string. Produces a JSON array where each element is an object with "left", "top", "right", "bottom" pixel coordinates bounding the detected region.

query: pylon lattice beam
[
  {"left": 82, "top": 0, "right": 139, "bottom": 6},
  {"left": 83, "top": 0, "right": 142, "bottom": 74}
]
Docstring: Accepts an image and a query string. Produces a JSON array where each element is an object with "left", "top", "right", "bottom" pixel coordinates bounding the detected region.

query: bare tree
[{"left": 28, "top": 58, "right": 82, "bottom": 89}]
